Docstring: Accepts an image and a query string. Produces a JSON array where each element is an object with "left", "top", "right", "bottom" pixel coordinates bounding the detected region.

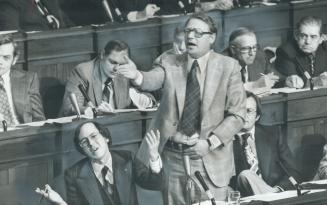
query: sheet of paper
[{"left": 270, "top": 87, "right": 310, "bottom": 94}]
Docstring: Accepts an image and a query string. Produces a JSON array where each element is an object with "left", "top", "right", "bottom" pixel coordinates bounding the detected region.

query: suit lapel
[
  {"left": 76, "top": 161, "right": 104, "bottom": 205},
  {"left": 113, "top": 153, "right": 133, "bottom": 205},
  {"left": 173, "top": 54, "right": 188, "bottom": 118},
  {"left": 202, "top": 53, "right": 222, "bottom": 117},
  {"left": 92, "top": 60, "right": 103, "bottom": 106},
  {"left": 10, "top": 70, "right": 26, "bottom": 123}
]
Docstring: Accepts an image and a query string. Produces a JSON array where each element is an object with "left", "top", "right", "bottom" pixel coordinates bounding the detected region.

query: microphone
[
  {"left": 294, "top": 57, "right": 314, "bottom": 90},
  {"left": 78, "top": 84, "right": 98, "bottom": 118},
  {"left": 69, "top": 93, "right": 81, "bottom": 120},
  {"left": 2, "top": 120, "right": 7, "bottom": 132},
  {"left": 277, "top": 160, "right": 302, "bottom": 196},
  {"left": 102, "top": 0, "right": 114, "bottom": 22},
  {"left": 177, "top": 1, "right": 188, "bottom": 15},
  {"left": 109, "top": 0, "right": 125, "bottom": 22},
  {"left": 195, "top": 171, "right": 216, "bottom": 205},
  {"left": 34, "top": 0, "right": 60, "bottom": 29}
]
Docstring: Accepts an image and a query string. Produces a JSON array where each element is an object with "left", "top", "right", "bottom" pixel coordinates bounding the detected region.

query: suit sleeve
[
  {"left": 316, "top": 144, "right": 327, "bottom": 180},
  {"left": 275, "top": 46, "right": 298, "bottom": 77},
  {"left": 133, "top": 157, "right": 164, "bottom": 190},
  {"left": 29, "top": 72, "right": 46, "bottom": 121},
  {"left": 211, "top": 61, "right": 246, "bottom": 146},
  {"left": 0, "top": 1, "right": 20, "bottom": 31},
  {"left": 64, "top": 169, "right": 84, "bottom": 205},
  {"left": 140, "top": 64, "right": 166, "bottom": 92},
  {"left": 61, "top": 67, "right": 88, "bottom": 116}
]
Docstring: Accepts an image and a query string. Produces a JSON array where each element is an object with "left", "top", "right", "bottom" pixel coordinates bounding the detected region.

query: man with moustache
[
  {"left": 275, "top": 16, "right": 327, "bottom": 88},
  {"left": 117, "top": 13, "right": 246, "bottom": 204},
  {"left": 0, "top": 34, "right": 45, "bottom": 125},
  {"left": 224, "top": 27, "right": 279, "bottom": 92},
  {"left": 61, "top": 40, "right": 155, "bottom": 117}
]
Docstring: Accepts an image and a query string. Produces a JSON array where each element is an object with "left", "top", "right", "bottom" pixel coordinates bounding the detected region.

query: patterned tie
[
  {"left": 101, "top": 166, "right": 113, "bottom": 195},
  {"left": 102, "top": 77, "right": 113, "bottom": 103},
  {"left": 308, "top": 54, "right": 315, "bottom": 76},
  {"left": 241, "top": 133, "right": 261, "bottom": 176},
  {"left": 0, "top": 77, "right": 14, "bottom": 125},
  {"left": 177, "top": 60, "right": 201, "bottom": 136}
]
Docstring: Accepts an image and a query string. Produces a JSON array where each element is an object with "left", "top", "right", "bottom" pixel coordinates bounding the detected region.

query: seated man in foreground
[
  {"left": 275, "top": 16, "right": 327, "bottom": 89},
  {"left": 61, "top": 40, "right": 155, "bottom": 117},
  {"left": 232, "top": 91, "right": 301, "bottom": 196},
  {"left": 36, "top": 121, "right": 163, "bottom": 205},
  {"left": 223, "top": 27, "right": 279, "bottom": 94},
  {"left": 0, "top": 34, "right": 45, "bottom": 125}
]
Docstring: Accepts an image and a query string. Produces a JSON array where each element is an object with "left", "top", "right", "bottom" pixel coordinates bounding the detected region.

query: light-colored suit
[
  {"left": 138, "top": 51, "right": 246, "bottom": 192},
  {"left": 10, "top": 69, "right": 45, "bottom": 123}
]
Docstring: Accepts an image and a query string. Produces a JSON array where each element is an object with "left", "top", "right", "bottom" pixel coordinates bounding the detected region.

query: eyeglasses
[
  {"left": 233, "top": 44, "right": 259, "bottom": 54},
  {"left": 184, "top": 28, "right": 213, "bottom": 38},
  {"left": 246, "top": 108, "right": 257, "bottom": 117},
  {"left": 79, "top": 132, "right": 101, "bottom": 148}
]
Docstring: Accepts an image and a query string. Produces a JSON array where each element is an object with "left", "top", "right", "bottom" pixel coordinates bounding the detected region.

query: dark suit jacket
[
  {"left": 222, "top": 48, "right": 276, "bottom": 82},
  {"left": 10, "top": 69, "right": 45, "bottom": 123},
  {"left": 275, "top": 40, "right": 327, "bottom": 85},
  {"left": 137, "top": 51, "right": 246, "bottom": 187},
  {"left": 61, "top": 58, "right": 132, "bottom": 116},
  {"left": 65, "top": 150, "right": 163, "bottom": 205},
  {"left": 0, "top": 0, "right": 72, "bottom": 31},
  {"left": 232, "top": 125, "right": 301, "bottom": 190}
]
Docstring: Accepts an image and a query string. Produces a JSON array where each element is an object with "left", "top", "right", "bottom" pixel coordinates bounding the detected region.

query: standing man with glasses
[
  {"left": 275, "top": 16, "right": 327, "bottom": 89},
  {"left": 117, "top": 13, "right": 246, "bottom": 204},
  {"left": 224, "top": 27, "right": 279, "bottom": 92}
]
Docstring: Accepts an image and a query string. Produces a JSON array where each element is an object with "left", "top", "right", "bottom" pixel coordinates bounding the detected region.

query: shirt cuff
[
  {"left": 149, "top": 155, "right": 162, "bottom": 174},
  {"left": 207, "top": 134, "right": 222, "bottom": 151},
  {"left": 133, "top": 71, "right": 143, "bottom": 86}
]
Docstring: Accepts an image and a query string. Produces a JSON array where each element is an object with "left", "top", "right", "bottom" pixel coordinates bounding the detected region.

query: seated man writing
[
  {"left": 275, "top": 16, "right": 327, "bottom": 89},
  {"left": 232, "top": 91, "right": 301, "bottom": 196},
  {"left": 61, "top": 40, "right": 156, "bottom": 117},
  {"left": 36, "top": 121, "right": 163, "bottom": 205},
  {"left": 223, "top": 27, "right": 279, "bottom": 95}
]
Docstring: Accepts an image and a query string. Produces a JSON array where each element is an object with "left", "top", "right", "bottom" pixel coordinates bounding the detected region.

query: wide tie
[
  {"left": 177, "top": 60, "right": 201, "bottom": 136},
  {"left": 102, "top": 77, "right": 113, "bottom": 104},
  {"left": 241, "top": 133, "right": 261, "bottom": 176},
  {"left": 101, "top": 166, "right": 113, "bottom": 195},
  {"left": 0, "top": 77, "right": 14, "bottom": 125}
]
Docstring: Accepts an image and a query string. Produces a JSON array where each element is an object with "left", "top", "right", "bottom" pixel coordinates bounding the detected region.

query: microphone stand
[
  {"left": 2, "top": 120, "right": 7, "bottom": 132},
  {"left": 182, "top": 144, "right": 192, "bottom": 205}
]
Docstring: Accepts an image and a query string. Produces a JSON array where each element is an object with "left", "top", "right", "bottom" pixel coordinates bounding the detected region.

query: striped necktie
[{"left": 177, "top": 60, "right": 201, "bottom": 136}]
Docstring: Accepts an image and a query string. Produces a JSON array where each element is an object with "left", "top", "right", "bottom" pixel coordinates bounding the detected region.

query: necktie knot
[
  {"left": 241, "top": 66, "right": 246, "bottom": 83},
  {"left": 101, "top": 166, "right": 109, "bottom": 177},
  {"left": 241, "top": 133, "right": 251, "bottom": 146},
  {"left": 104, "top": 77, "right": 113, "bottom": 86},
  {"left": 191, "top": 60, "right": 199, "bottom": 71}
]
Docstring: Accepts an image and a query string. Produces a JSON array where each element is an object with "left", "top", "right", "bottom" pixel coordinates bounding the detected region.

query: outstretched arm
[{"left": 35, "top": 184, "right": 67, "bottom": 205}]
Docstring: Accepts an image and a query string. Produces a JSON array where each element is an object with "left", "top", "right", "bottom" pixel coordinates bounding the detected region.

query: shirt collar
[
  {"left": 187, "top": 50, "right": 212, "bottom": 73},
  {"left": 237, "top": 127, "right": 255, "bottom": 140},
  {"left": 91, "top": 152, "right": 113, "bottom": 178}
]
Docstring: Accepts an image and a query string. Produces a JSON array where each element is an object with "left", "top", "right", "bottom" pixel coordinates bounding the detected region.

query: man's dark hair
[
  {"left": 74, "top": 121, "right": 112, "bottom": 155},
  {"left": 185, "top": 13, "right": 218, "bottom": 34},
  {"left": 295, "top": 16, "right": 323, "bottom": 36},
  {"left": 246, "top": 91, "right": 262, "bottom": 118},
  {"left": 104, "top": 40, "right": 130, "bottom": 56},
  {"left": 229, "top": 27, "right": 256, "bottom": 45},
  {"left": 0, "top": 34, "right": 19, "bottom": 57}
]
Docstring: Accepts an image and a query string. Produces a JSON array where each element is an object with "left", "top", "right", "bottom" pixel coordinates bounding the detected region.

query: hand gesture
[
  {"left": 35, "top": 184, "right": 67, "bottom": 205},
  {"left": 171, "top": 132, "right": 199, "bottom": 146},
  {"left": 97, "top": 101, "right": 115, "bottom": 113},
  {"left": 145, "top": 130, "right": 160, "bottom": 161},
  {"left": 262, "top": 72, "right": 279, "bottom": 88},
  {"left": 184, "top": 139, "right": 210, "bottom": 160},
  {"left": 116, "top": 56, "right": 140, "bottom": 80},
  {"left": 285, "top": 75, "right": 304, "bottom": 88},
  {"left": 144, "top": 4, "right": 160, "bottom": 17}
]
